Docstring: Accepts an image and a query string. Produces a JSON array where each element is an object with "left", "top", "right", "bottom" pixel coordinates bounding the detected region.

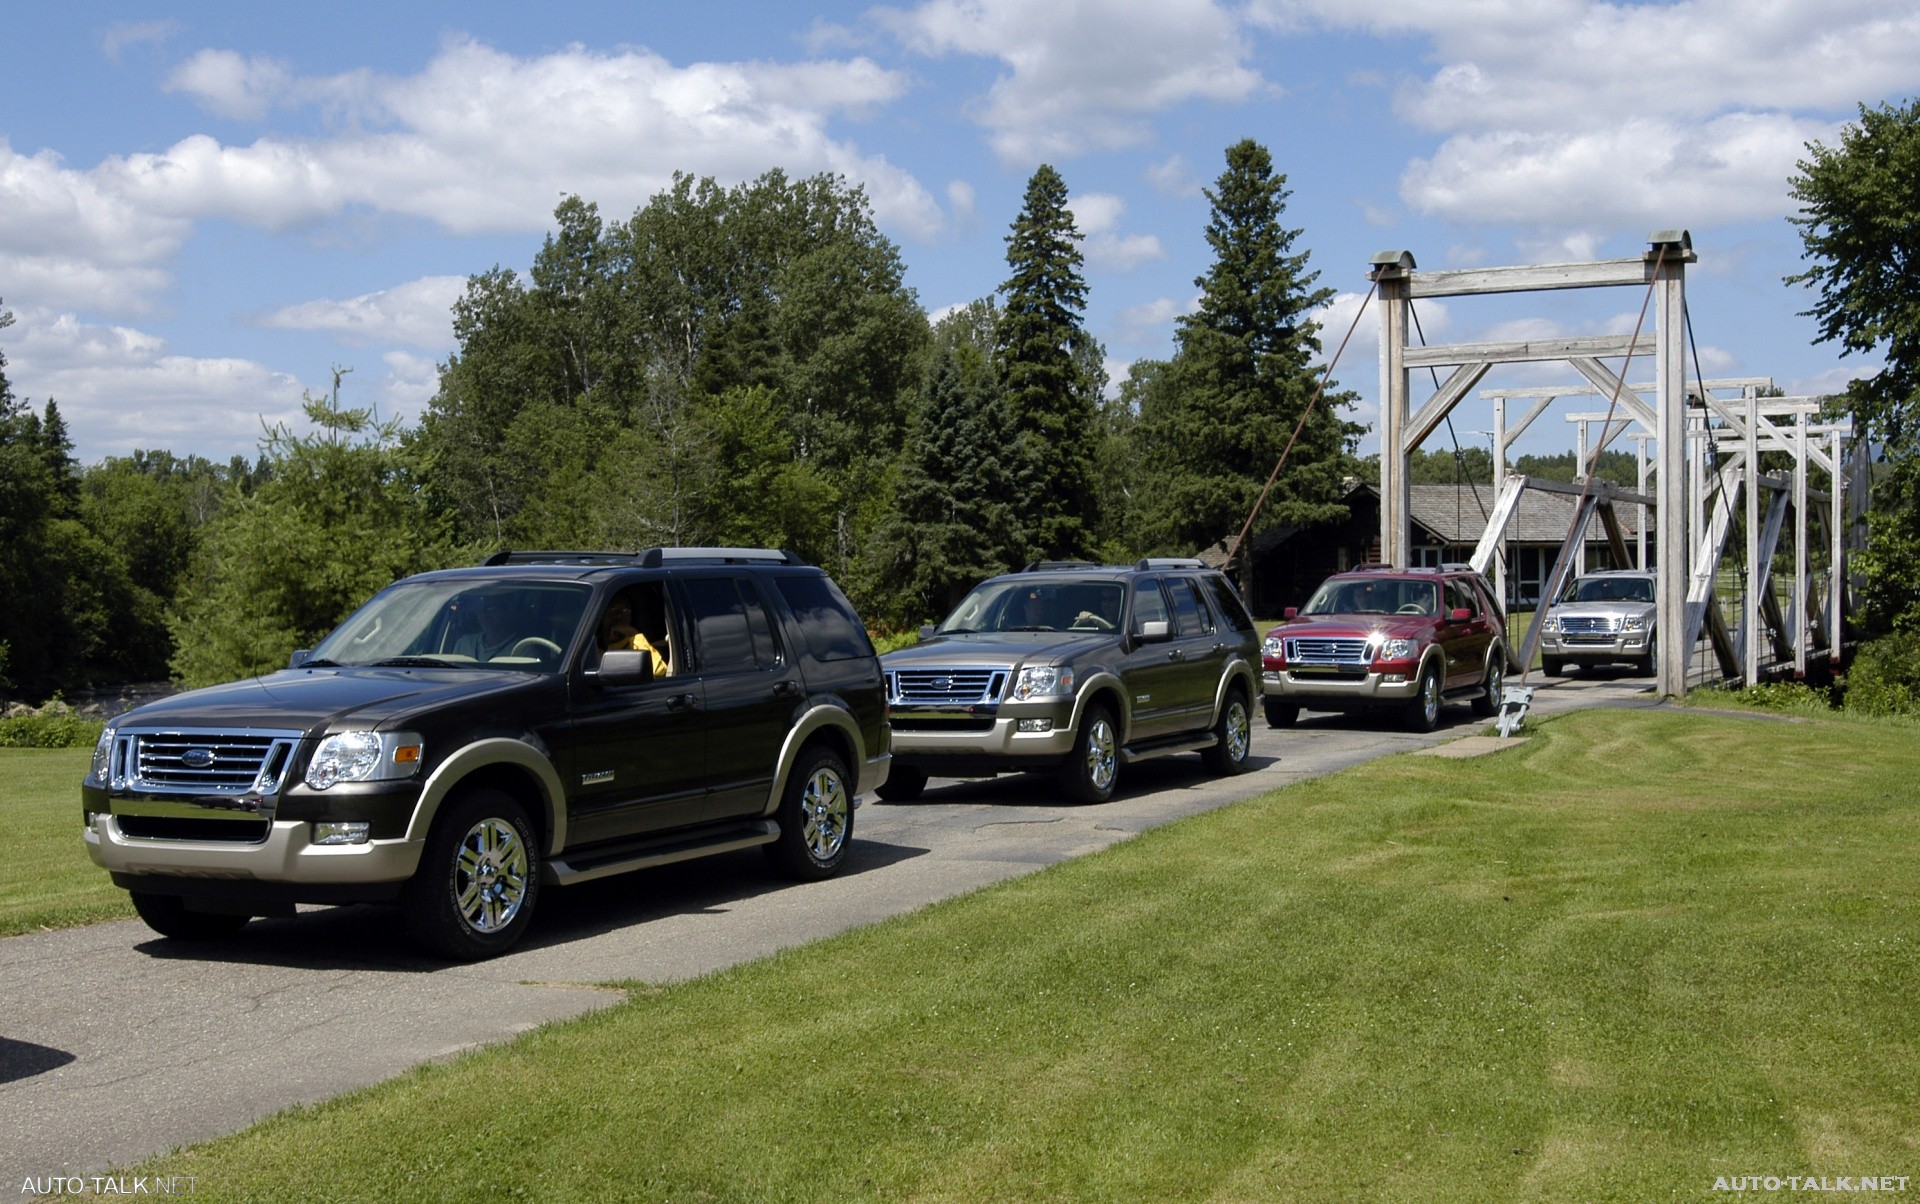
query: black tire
[
  {"left": 128, "top": 891, "right": 251, "bottom": 941},
  {"left": 1201, "top": 686, "right": 1252, "bottom": 776},
  {"left": 1263, "top": 697, "right": 1299, "bottom": 728},
  {"left": 875, "top": 764, "right": 927, "bottom": 802},
  {"left": 1403, "top": 663, "right": 1442, "bottom": 733},
  {"left": 1541, "top": 657, "right": 1564, "bottom": 677},
  {"left": 403, "top": 788, "right": 540, "bottom": 961},
  {"left": 766, "top": 744, "right": 854, "bottom": 881},
  {"left": 1639, "top": 646, "right": 1658, "bottom": 678},
  {"left": 1059, "top": 702, "right": 1119, "bottom": 804},
  {"left": 1470, "top": 651, "right": 1505, "bottom": 718}
]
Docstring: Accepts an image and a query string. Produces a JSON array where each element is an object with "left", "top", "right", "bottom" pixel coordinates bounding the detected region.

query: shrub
[
  {"left": 0, "top": 700, "right": 105, "bottom": 748},
  {"left": 1720, "top": 681, "right": 1834, "bottom": 714},
  {"left": 1843, "top": 631, "right": 1920, "bottom": 717}
]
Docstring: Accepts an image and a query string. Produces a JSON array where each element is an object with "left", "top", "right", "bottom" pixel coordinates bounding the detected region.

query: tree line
[{"left": 0, "top": 140, "right": 1360, "bottom": 699}]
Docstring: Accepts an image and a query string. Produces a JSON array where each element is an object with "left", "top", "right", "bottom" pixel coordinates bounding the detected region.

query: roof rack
[
  {"left": 636, "top": 547, "right": 805, "bottom": 567},
  {"left": 1136, "top": 557, "right": 1204, "bottom": 570},
  {"left": 480, "top": 550, "right": 639, "bottom": 566},
  {"left": 1022, "top": 560, "right": 1102, "bottom": 572}
]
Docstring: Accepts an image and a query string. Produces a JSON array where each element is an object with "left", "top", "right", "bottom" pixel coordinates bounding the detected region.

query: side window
[
  {"left": 1204, "top": 575, "right": 1255, "bottom": 632},
  {"left": 1447, "top": 580, "right": 1478, "bottom": 617},
  {"left": 1132, "top": 580, "right": 1170, "bottom": 632},
  {"left": 1166, "top": 577, "right": 1210, "bottom": 637},
  {"left": 772, "top": 574, "right": 875, "bottom": 662},
  {"left": 740, "top": 580, "right": 783, "bottom": 668},
  {"left": 681, "top": 576, "right": 757, "bottom": 675}
]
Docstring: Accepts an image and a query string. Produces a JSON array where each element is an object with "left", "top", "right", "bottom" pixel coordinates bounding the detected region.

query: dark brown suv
[{"left": 1260, "top": 565, "right": 1511, "bottom": 732}]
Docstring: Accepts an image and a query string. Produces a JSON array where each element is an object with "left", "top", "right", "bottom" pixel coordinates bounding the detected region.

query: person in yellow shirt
[{"left": 599, "top": 597, "right": 669, "bottom": 677}]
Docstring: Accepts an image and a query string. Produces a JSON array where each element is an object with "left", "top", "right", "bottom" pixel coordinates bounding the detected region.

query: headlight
[
  {"left": 1623, "top": 614, "right": 1648, "bottom": 631},
  {"left": 1377, "top": 638, "right": 1418, "bottom": 661},
  {"left": 304, "top": 731, "right": 424, "bottom": 790},
  {"left": 1541, "top": 614, "right": 1560, "bottom": 632},
  {"left": 1011, "top": 666, "right": 1074, "bottom": 701},
  {"left": 90, "top": 726, "right": 117, "bottom": 782},
  {"left": 1261, "top": 635, "right": 1283, "bottom": 656}
]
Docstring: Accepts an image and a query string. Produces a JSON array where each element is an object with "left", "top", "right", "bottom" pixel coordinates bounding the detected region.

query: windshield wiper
[{"left": 370, "top": 656, "right": 469, "bottom": 669}]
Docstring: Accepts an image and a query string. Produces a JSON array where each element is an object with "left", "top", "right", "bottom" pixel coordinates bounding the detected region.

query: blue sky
[{"left": 3, "top": 0, "right": 1916, "bottom": 466}]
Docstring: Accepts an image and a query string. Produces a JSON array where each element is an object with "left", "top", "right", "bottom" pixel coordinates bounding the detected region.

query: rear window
[{"left": 773, "top": 575, "right": 875, "bottom": 662}]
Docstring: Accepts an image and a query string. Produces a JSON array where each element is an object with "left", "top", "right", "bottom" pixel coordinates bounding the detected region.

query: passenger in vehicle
[{"left": 599, "top": 594, "right": 668, "bottom": 677}]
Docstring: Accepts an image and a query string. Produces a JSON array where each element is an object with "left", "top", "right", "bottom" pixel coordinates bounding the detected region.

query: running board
[
  {"left": 1120, "top": 733, "right": 1219, "bottom": 765},
  {"left": 545, "top": 820, "right": 779, "bottom": 886}
]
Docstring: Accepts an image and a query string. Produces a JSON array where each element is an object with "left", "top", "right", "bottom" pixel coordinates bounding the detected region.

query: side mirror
[
  {"left": 1450, "top": 607, "right": 1472, "bottom": 622},
  {"left": 1135, "top": 619, "right": 1172, "bottom": 643},
  {"left": 590, "top": 649, "right": 653, "bottom": 688},
  {"left": 289, "top": 649, "right": 311, "bottom": 669},
  {"left": 918, "top": 624, "right": 937, "bottom": 640},
  {"left": 1283, "top": 607, "right": 1298, "bottom": 620}
]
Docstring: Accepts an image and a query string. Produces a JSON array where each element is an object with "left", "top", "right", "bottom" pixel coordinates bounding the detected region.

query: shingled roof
[{"left": 1405, "top": 483, "right": 1644, "bottom": 545}]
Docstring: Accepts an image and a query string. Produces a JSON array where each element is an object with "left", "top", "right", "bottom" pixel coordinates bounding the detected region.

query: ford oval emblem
[{"left": 181, "top": 748, "right": 217, "bottom": 769}]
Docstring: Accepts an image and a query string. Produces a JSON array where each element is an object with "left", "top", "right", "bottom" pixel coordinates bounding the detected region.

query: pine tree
[
  {"left": 1136, "top": 140, "right": 1359, "bottom": 564},
  {"left": 996, "top": 165, "right": 1099, "bottom": 561}
]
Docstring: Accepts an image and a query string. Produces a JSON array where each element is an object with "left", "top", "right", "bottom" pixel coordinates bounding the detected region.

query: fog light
[
  {"left": 313, "top": 822, "right": 370, "bottom": 846},
  {"left": 1016, "top": 718, "right": 1054, "bottom": 733},
  {"left": 1382, "top": 673, "right": 1408, "bottom": 684}
]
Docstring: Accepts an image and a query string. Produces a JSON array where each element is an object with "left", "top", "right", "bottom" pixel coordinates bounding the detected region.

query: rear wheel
[
  {"left": 129, "top": 891, "right": 251, "bottom": 941},
  {"left": 1059, "top": 703, "right": 1119, "bottom": 804},
  {"left": 766, "top": 744, "right": 853, "bottom": 881},
  {"left": 1201, "top": 687, "right": 1251, "bottom": 775},
  {"left": 1403, "top": 664, "right": 1442, "bottom": 733},
  {"left": 403, "top": 788, "right": 540, "bottom": 961},
  {"left": 1471, "top": 652, "right": 1504, "bottom": 717},
  {"left": 875, "top": 764, "right": 927, "bottom": 802},
  {"left": 1263, "top": 697, "right": 1299, "bottom": 728}
]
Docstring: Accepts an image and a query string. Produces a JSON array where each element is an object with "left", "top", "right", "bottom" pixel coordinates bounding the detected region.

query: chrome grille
[
  {"left": 121, "top": 729, "right": 300, "bottom": 795},
  {"left": 1559, "top": 615, "right": 1619, "bottom": 634},
  {"left": 888, "top": 668, "right": 1008, "bottom": 705},
  {"left": 1284, "top": 637, "right": 1371, "bottom": 667}
]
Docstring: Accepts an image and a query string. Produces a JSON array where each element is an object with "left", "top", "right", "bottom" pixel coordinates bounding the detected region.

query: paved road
[{"left": 0, "top": 671, "right": 1654, "bottom": 1185}]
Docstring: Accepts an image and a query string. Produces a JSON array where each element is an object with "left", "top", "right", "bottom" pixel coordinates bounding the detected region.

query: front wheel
[
  {"left": 766, "top": 744, "right": 853, "bottom": 881},
  {"left": 403, "top": 788, "right": 540, "bottom": 961},
  {"left": 1263, "top": 697, "right": 1299, "bottom": 728},
  {"left": 1201, "top": 687, "right": 1252, "bottom": 775},
  {"left": 1541, "top": 657, "right": 1564, "bottom": 677},
  {"left": 129, "top": 891, "right": 251, "bottom": 941},
  {"left": 1059, "top": 703, "right": 1119, "bottom": 804},
  {"left": 1471, "top": 652, "right": 1504, "bottom": 717},
  {"left": 875, "top": 764, "right": 927, "bottom": 802},
  {"left": 1403, "top": 664, "right": 1442, "bottom": 733}
]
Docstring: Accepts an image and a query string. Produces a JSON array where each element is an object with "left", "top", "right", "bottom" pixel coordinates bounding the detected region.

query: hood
[
  {"left": 1268, "top": 614, "right": 1436, "bottom": 641},
  {"left": 111, "top": 667, "right": 544, "bottom": 734},
  {"left": 882, "top": 631, "right": 1111, "bottom": 667}
]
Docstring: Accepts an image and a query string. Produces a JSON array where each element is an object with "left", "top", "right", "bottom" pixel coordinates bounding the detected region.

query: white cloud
[
  {"left": 0, "top": 140, "right": 191, "bottom": 314},
  {"left": 164, "top": 50, "right": 296, "bottom": 121},
  {"left": 1146, "top": 154, "right": 1200, "bottom": 196},
  {"left": 261, "top": 276, "right": 466, "bottom": 351},
  {"left": 1068, "top": 192, "right": 1166, "bottom": 272},
  {"left": 377, "top": 350, "right": 443, "bottom": 422},
  {"left": 1118, "top": 296, "right": 1185, "bottom": 331},
  {"left": 873, "top": 0, "right": 1265, "bottom": 160},
  {"left": 103, "top": 20, "right": 180, "bottom": 62},
  {"left": 4, "top": 308, "right": 308, "bottom": 463}
]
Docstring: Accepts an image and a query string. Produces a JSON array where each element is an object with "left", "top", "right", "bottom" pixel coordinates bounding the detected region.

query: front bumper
[
  {"left": 887, "top": 698, "right": 1079, "bottom": 768},
  {"left": 86, "top": 813, "right": 424, "bottom": 886},
  {"left": 1540, "top": 632, "right": 1651, "bottom": 661},
  {"left": 1262, "top": 666, "right": 1422, "bottom": 705}
]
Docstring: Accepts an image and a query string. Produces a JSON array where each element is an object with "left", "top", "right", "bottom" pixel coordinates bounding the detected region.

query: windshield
[
  {"left": 308, "top": 579, "right": 593, "bottom": 671},
  {"left": 1301, "top": 578, "right": 1441, "bottom": 616},
  {"left": 937, "top": 579, "right": 1128, "bottom": 635},
  {"left": 1570, "top": 576, "right": 1654, "bottom": 604}
]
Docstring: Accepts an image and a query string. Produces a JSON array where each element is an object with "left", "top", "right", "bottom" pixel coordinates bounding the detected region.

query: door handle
[
  {"left": 773, "top": 680, "right": 804, "bottom": 699},
  {"left": 1167, "top": 649, "right": 1185, "bottom": 661},
  {"left": 667, "top": 693, "right": 699, "bottom": 712}
]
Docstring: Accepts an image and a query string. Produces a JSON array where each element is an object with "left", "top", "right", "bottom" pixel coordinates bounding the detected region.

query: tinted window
[
  {"left": 773, "top": 575, "right": 875, "bottom": 661},
  {"left": 1447, "top": 580, "right": 1478, "bottom": 617},
  {"left": 681, "top": 577, "right": 757, "bottom": 674},
  {"left": 740, "top": 581, "right": 783, "bottom": 668},
  {"left": 1167, "top": 577, "right": 1209, "bottom": 637},
  {"left": 1204, "top": 575, "right": 1254, "bottom": 632},
  {"left": 1132, "top": 580, "right": 1170, "bottom": 630}
]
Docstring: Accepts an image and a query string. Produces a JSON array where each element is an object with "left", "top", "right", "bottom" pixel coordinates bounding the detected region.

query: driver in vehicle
[{"left": 453, "top": 594, "right": 524, "bottom": 661}]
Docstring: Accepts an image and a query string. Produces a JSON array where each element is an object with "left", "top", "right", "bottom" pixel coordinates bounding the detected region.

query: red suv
[{"left": 1260, "top": 566, "right": 1510, "bottom": 732}]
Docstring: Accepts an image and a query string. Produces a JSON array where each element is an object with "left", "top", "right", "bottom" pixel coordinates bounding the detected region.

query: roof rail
[
  {"left": 1023, "top": 560, "right": 1102, "bottom": 572},
  {"left": 1136, "top": 557, "right": 1205, "bottom": 570},
  {"left": 636, "top": 547, "right": 805, "bottom": 567},
  {"left": 480, "top": 550, "right": 639, "bottom": 566}
]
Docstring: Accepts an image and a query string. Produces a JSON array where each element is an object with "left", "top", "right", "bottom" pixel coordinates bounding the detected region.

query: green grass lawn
[
  {"left": 119, "top": 707, "right": 1919, "bottom": 1202},
  {"left": 0, "top": 747, "right": 132, "bottom": 936}
]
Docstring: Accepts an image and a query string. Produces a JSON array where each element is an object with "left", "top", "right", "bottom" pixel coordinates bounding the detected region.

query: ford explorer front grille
[
  {"left": 1558, "top": 616, "right": 1619, "bottom": 634},
  {"left": 118, "top": 729, "right": 301, "bottom": 795},
  {"left": 1284, "top": 637, "right": 1371, "bottom": 667},
  {"left": 888, "top": 668, "right": 1008, "bottom": 705}
]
